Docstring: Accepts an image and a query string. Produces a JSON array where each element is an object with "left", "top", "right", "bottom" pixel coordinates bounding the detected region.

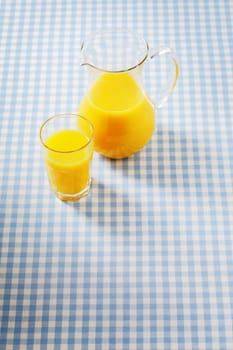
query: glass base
[{"left": 52, "top": 181, "right": 91, "bottom": 202}]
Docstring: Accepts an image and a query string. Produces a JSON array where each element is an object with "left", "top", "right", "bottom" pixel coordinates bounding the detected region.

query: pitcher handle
[{"left": 150, "top": 46, "right": 179, "bottom": 108}]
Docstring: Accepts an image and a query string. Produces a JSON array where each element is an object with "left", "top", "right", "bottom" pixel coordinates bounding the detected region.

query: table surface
[{"left": 1, "top": 0, "right": 233, "bottom": 349}]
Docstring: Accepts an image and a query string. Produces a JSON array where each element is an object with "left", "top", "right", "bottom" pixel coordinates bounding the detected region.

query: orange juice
[
  {"left": 44, "top": 129, "right": 93, "bottom": 200},
  {"left": 79, "top": 72, "right": 155, "bottom": 158}
]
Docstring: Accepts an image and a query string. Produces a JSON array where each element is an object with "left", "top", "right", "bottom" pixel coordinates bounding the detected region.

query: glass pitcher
[{"left": 78, "top": 29, "right": 178, "bottom": 159}]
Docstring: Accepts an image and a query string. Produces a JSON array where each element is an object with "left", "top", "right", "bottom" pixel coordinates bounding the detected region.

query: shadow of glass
[{"left": 66, "top": 177, "right": 148, "bottom": 237}]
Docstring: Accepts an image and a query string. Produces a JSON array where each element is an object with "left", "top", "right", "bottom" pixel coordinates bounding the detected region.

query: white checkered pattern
[{"left": 0, "top": 0, "right": 233, "bottom": 349}]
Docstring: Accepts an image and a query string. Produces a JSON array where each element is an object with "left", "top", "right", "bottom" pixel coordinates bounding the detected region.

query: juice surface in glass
[
  {"left": 44, "top": 129, "right": 93, "bottom": 200},
  {"left": 79, "top": 72, "right": 155, "bottom": 159}
]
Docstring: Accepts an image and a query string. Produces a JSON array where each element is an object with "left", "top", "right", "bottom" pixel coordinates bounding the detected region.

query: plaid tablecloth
[{"left": 1, "top": 0, "right": 233, "bottom": 349}]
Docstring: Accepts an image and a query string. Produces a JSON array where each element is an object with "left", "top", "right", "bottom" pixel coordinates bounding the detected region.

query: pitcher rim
[{"left": 80, "top": 28, "right": 149, "bottom": 73}]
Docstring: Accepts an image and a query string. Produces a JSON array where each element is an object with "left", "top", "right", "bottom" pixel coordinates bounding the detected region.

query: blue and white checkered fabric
[{"left": 1, "top": 0, "right": 233, "bottom": 348}]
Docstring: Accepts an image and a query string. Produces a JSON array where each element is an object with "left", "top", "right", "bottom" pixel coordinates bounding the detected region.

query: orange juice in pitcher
[
  {"left": 79, "top": 29, "right": 178, "bottom": 159},
  {"left": 79, "top": 71, "right": 155, "bottom": 159}
]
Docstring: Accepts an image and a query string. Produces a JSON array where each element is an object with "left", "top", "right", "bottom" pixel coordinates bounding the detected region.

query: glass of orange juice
[{"left": 40, "top": 113, "right": 94, "bottom": 201}]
